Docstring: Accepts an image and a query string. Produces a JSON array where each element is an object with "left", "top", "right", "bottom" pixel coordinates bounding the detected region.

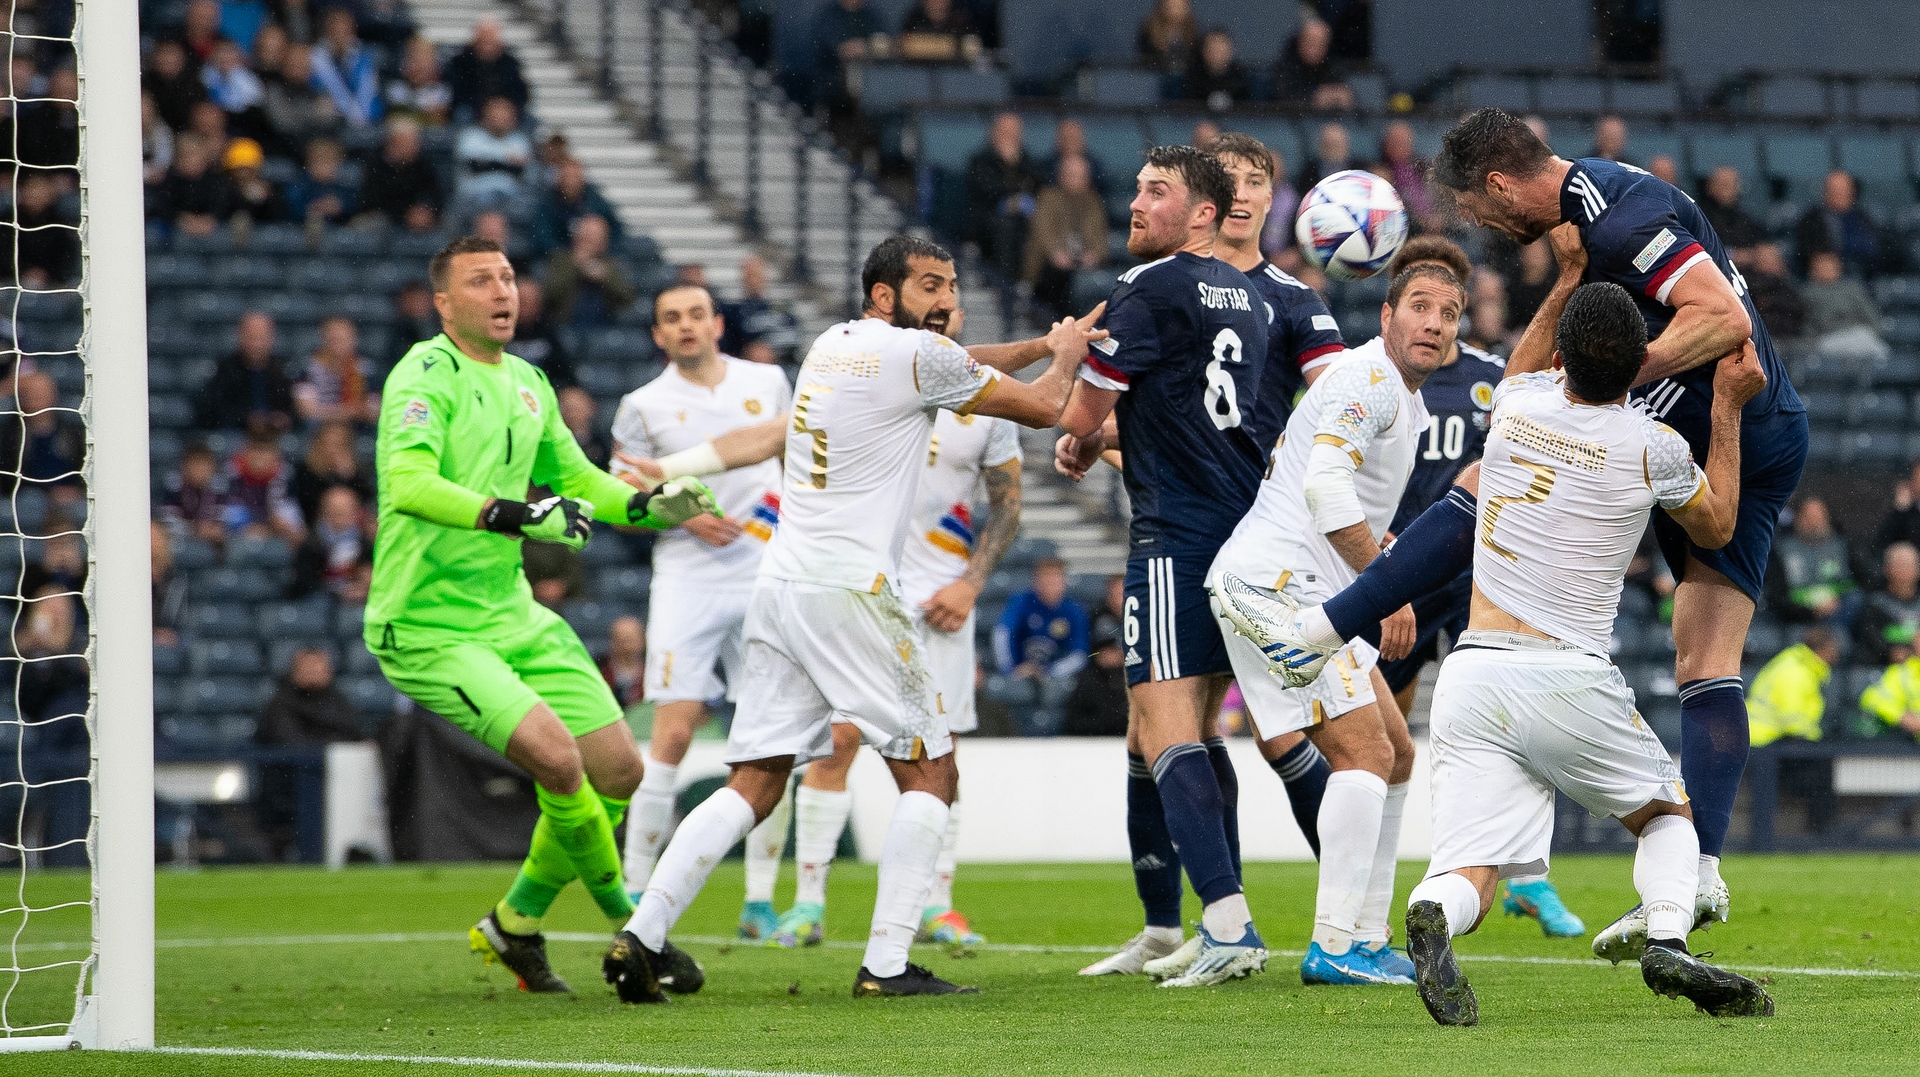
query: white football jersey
[
  {"left": 1214, "top": 338, "right": 1427, "bottom": 589},
  {"left": 760, "top": 318, "right": 1002, "bottom": 594},
  {"left": 1475, "top": 371, "right": 1705, "bottom": 657},
  {"left": 611, "top": 356, "right": 792, "bottom": 588},
  {"left": 898, "top": 411, "right": 1022, "bottom": 608}
]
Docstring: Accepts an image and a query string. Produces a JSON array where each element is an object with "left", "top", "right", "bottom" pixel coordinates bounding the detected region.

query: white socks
[
  {"left": 1312, "top": 770, "right": 1387, "bottom": 954},
  {"left": 1354, "top": 781, "right": 1408, "bottom": 946},
  {"left": 1299, "top": 604, "right": 1344, "bottom": 652},
  {"left": 793, "top": 785, "right": 852, "bottom": 906},
  {"left": 1697, "top": 852, "right": 1722, "bottom": 894},
  {"left": 626, "top": 786, "right": 756, "bottom": 950},
  {"left": 1408, "top": 871, "right": 1482, "bottom": 938},
  {"left": 860, "top": 790, "right": 949, "bottom": 978},
  {"left": 743, "top": 779, "right": 793, "bottom": 904},
  {"left": 1200, "top": 892, "right": 1253, "bottom": 942},
  {"left": 1636, "top": 814, "right": 1700, "bottom": 942},
  {"left": 925, "top": 799, "right": 961, "bottom": 913},
  {"left": 624, "top": 755, "right": 679, "bottom": 891}
]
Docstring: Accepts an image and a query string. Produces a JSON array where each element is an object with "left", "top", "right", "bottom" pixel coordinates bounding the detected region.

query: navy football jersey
[
  {"left": 1241, "top": 260, "right": 1348, "bottom": 453},
  {"left": 1390, "top": 342, "right": 1506, "bottom": 534},
  {"left": 1082, "top": 251, "right": 1270, "bottom": 553},
  {"left": 1561, "top": 158, "right": 1804, "bottom": 454}
]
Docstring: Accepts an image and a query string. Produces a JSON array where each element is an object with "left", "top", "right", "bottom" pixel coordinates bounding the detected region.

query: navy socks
[
  {"left": 1679, "top": 677, "right": 1749, "bottom": 857},
  {"left": 1269, "top": 737, "right": 1330, "bottom": 858},
  {"left": 1204, "top": 737, "right": 1241, "bottom": 882},
  {"left": 1152, "top": 743, "right": 1241, "bottom": 907},
  {"left": 1325, "top": 485, "right": 1479, "bottom": 645},
  {"left": 1127, "top": 752, "right": 1183, "bottom": 928}
]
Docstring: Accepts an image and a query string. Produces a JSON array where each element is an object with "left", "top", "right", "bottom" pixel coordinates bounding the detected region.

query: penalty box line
[
  {"left": 16, "top": 930, "right": 1916, "bottom": 980},
  {"left": 152, "top": 1045, "right": 871, "bottom": 1077}
]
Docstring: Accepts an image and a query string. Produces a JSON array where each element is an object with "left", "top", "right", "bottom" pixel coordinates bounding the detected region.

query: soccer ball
[{"left": 1294, "top": 170, "right": 1409, "bottom": 281}]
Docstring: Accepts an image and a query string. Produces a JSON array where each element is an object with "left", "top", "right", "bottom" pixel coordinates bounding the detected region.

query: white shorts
[
  {"left": 729, "top": 578, "right": 952, "bottom": 766},
  {"left": 915, "top": 607, "right": 978, "bottom": 735},
  {"left": 645, "top": 584, "right": 751, "bottom": 704},
  {"left": 1424, "top": 632, "right": 1687, "bottom": 880},
  {"left": 1206, "top": 560, "right": 1378, "bottom": 741}
]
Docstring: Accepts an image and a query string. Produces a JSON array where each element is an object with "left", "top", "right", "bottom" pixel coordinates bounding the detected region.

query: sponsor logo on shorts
[{"left": 1124, "top": 646, "right": 1142, "bottom": 666}]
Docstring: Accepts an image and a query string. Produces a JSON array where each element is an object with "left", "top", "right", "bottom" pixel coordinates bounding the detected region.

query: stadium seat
[
  {"left": 934, "top": 68, "right": 1010, "bottom": 105},
  {"left": 1630, "top": 128, "right": 1687, "bottom": 172},
  {"left": 256, "top": 599, "right": 335, "bottom": 640},
  {"left": 177, "top": 290, "right": 251, "bottom": 327},
  {"left": 1854, "top": 79, "right": 1920, "bottom": 121},
  {"left": 334, "top": 604, "right": 368, "bottom": 639},
  {"left": 153, "top": 643, "right": 187, "bottom": 677},
  {"left": 1759, "top": 76, "right": 1831, "bottom": 119},
  {"left": 1345, "top": 72, "right": 1388, "bottom": 113},
  {"left": 340, "top": 644, "right": 382, "bottom": 675},
  {"left": 1885, "top": 315, "right": 1920, "bottom": 347},
  {"left": 184, "top": 676, "right": 268, "bottom": 715},
  {"left": 1868, "top": 352, "right": 1920, "bottom": 388},
  {"left": 171, "top": 228, "right": 238, "bottom": 255},
  {"left": 229, "top": 535, "right": 295, "bottom": 569},
  {"left": 152, "top": 676, "right": 183, "bottom": 716},
  {"left": 1609, "top": 618, "right": 1645, "bottom": 661},
  {"left": 1849, "top": 390, "right": 1909, "bottom": 426},
  {"left": 157, "top": 716, "right": 221, "bottom": 753},
  {"left": 1836, "top": 133, "right": 1913, "bottom": 208},
  {"left": 1765, "top": 132, "right": 1837, "bottom": 203},
  {"left": 561, "top": 599, "right": 619, "bottom": 640},
  {"left": 1617, "top": 585, "right": 1655, "bottom": 621},
  {"left": 191, "top": 568, "right": 279, "bottom": 604},
  {"left": 1797, "top": 353, "right": 1864, "bottom": 389},
  {"left": 595, "top": 565, "right": 653, "bottom": 597},
  {"left": 1076, "top": 116, "right": 1152, "bottom": 191},
  {"left": 1686, "top": 130, "right": 1762, "bottom": 194},
  {"left": 341, "top": 676, "right": 398, "bottom": 719},
  {"left": 860, "top": 63, "right": 934, "bottom": 115},
  {"left": 1081, "top": 68, "right": 1161, "bottom": 107},
  {"left": 148, "top": 394, "right": 194, "bottom": 430},
  {"left": 582, "top": 327, "right": 655, "bottom": 365},
  {"left": 173, "top": 537, "right": 219, "bottom": 571},
  {"left": 1841, "top": 430, "right": 1907, "bottom": 469},
  {"left": 1533, "top": 76, "right": 1606, "bottom": 112},
  {"left": 183, "top": 602, "right": 261, "bottom": 639},
  {"left": 317, "top": 227, "right": 389, "bottom": 259},
  {"left": 190, "top": 639, "right": 264, "bottom": 676},
  {"left": 207, "top": 255, "right": 285, "bottom": 292},
  {"left": 913, "top": 111, "right": 987, "bottom": 173},
  {"left": 1745, "top": 619, "right": 1785, "bottom": 658},
  {"left": 1609, "top": 79, "right": 1681, "bottom": 114},
  {"left": 267, "top": 638, "right": 333, "bottom": 674},
  {"left": 389, "top": 230, "right": 455, "bottom": 261},
  {"left": 1639, "top": 698, "right": 1683, "bottom": 749},
  {"left": 1805, "top": 428, "right": 1844, "bottom": 467},
  {"left": 1457, "top": 75, "right": 1532, "bottom": 111},
  {"left": 244, "top": 223, "right": 314, "bottom": 257},
  {"left": 146, "top": 253, "right": 210, "bottom": 291}
]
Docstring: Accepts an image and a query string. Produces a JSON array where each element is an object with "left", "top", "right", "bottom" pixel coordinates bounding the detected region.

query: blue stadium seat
[
  {"left": 1805, "top": 428, "right": 1844, "bottom": 467},
  {"left": 157, "top": 716, "right": 220, "bottom": 753},
  {"left": 574, "top": 362, "right": 632, "bottom": 397},
  {"left": 1836, "top": 133, "right": 1912, "bottom": 209},
  {"left": 860, "top": 63, "right": 934, "bottom": 115},
  {"left": 1076, "top": 115, "right": 1151, "bottom": 189},
  {"left": 1759, "top": 76, "right": 1831, "bottom": 119},
  {"left": 582, "top": 327, "right": 655, "bottom": 365},
  {"left": 1868, "top": 352, "right": 1920, "bottom": 388},
  {"left": 1629, "top": 128, "right": 1686, "bottom": 172},
  {"left": 229, "top": 535, "right": 295, "bottom": 569},
  {"left": 153, "top": 643, "right": 187, "bottom": 677},
  {"left": 1346, "top": 72, "right": 1388, "bottom": 112},
  {"left": 257, "top": 599, "right": 334, "bottom": 640},
  {"left": 1457, "top": 74, "right": 1532, "bottom": 111},
  {"left": 1765, "top": 132, "right": 1837, "bottom": 203},
  {"left": 190, "top": 639, "right": 264, "bottom": 676},
  {"left": 191, "top": 568, "right": 278, "bottom": 604},
  {"left": 1609, "top": 79, "right": 1681, "bottom": 114},
  {"left": 1854, "top": 80, "right": 1920, "bottom": 121},
  {"left": 256, "top": 292, "right": 322, "bottom": 325},
  {"left": 267, "top": 638, "right": 334, "bottom": 674},
  {"left": 1617, "top": 585, "right": 1655, "bottom": 621},
  {"left": 1850, "top": 390, "right": 1909, "bottom": 426},
  {"left": 1797, "top": 352, "right": 1865, "bottom": 389},
  {"left": 334, "top": 604, "right": 368, "bottom": 639},
  {"left": 173, "top": 537, "right": 219, "bottom": 571},
  {"left": 171, "top": 228, "right": 238, "bottom": 255},
  {"left": 152, "top": 675, "right": 183, "bottom": 715},
  {"left": 184, "top": 602, "right": 260, "bottom": 639},
  {"left": 389, "top": 230, "right": 455, "bottom": 261},
  {"left": 1744, "top": 619, "right": 1785, "bottom": 658},
  {"left": 915, "top": 111, "right": 989, "bottom": 173},
  {"left": 176, "top": 291, "right": 250, "bottom": 327},
  {"left": 1640, "top": 698, "right": 1683, "bottom": 750},
  {"left": 341, "top": 676, "right": 397, "bottom": 719},
  {"left": 318, "top": 227, "right": 390, "bottom": 259},
  {"left": 595, "top": 565, "right": 652, "bottom": 597},
  {"left": 1686, "top": 130, "right": 1762, "bottom": 193},
  {"left": 207, "top": 255, "right": 285, "bottom": 292},
  {"left": 1799, "top": 390, "right": 1848, "bottom": 424},
  {"left": 146, "top": 253, "right": 210, "bottom": 291},
  {"left": 1533, "top": 76, "right": 1606, "bottom": 112},
  {"left": 1081, "top": 68, "right": 1161, "bottom": 106},
  {"left": 244, "top": 223, "right": 313, "bottom": 257},
  {"left": 933, "top": 68, "right": 1009, "bottom": 104},
  {"left": 149, "top": 394, "right": 194, "bottom": 430},
  {"left": 1841, "top": 430, "right": 1907, "bottom": 469},
  {"left": 340, "top": 643, "right": 382, "bottom": 675},
  {"left": 184, "top": 676, "right": 268, "bottom": 715},
  {"left": 1874, "top": 277, "right": 1920, "bottom": 311}
]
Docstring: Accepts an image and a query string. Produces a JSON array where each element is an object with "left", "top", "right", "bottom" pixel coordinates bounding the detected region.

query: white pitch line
[
  {"left": 16, "top": 930, "right": 1917, "bottom": 981},
  {"left": 151, "top": 1046, "right": 871, "bottom": 1077}
]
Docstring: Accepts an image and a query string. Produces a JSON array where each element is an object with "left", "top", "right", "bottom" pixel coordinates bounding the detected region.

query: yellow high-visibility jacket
[{"left": 1747, "top": 644, "right": 1829, "bottom": 747}]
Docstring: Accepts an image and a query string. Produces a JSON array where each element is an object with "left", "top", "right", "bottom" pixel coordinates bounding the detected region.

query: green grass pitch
[{"left": 4, "top": 854, "right": 1918, "bottom": 1075}]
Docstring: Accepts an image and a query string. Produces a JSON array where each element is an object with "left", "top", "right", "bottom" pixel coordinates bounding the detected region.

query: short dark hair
[
  {"left": 861, "top": 235, "right": 953, "bottom": 313},
  {"left": 1432, "top": 107, "right": 1553, "bottom": 192},
  {"left": 1554, "top": 282, "right": 1648, "bottom": 402},
  {"left": 1207, "top": 132, "right": 1276, "bottom": 183},
  {"left": 429, "top": 236, "right": 506, "bottom": 291},
  {"left": 1388, "top": 235, "right": 1471, "bottom": 284},
  {"left": 1385, "top": 263, "right": 1464, "bottom": 309},
  {"left": 653, "top": 283, "right": 715, "bottom": 320},
  {"left": 1145, "top": 144, "right": 1235, "bottom": 230}
]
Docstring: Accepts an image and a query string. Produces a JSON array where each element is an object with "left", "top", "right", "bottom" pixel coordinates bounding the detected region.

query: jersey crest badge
[
  {"left": 743, "top": 491, "right": 781, "bottom": 542},
  {"left": 401, "top": 399, "right": 431, "bottom": 428},
  {"left": 519, "top": 387, "right": 541, "bottom": 416},
  {"left": 926, "top": 503, "right": 975, "bottom": 559},
  {"left": 1633, "top": 228, "right": 1677, "bottom": 273},
  {"left": 744, "top": 398, "right": 763, "bottom": 415},
  {"left": 1472, "top": 382, "right": 1495, "bottom": 409}
]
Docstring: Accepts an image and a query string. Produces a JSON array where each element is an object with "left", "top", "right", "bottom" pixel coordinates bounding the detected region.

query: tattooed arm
[{"left": 920, "top": 459, "right": 1023, "bottom": 633}]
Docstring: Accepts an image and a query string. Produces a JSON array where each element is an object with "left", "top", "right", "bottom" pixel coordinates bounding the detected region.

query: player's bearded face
[
  {"left": 1382, "top": 281, "right": 1463, "bottom": 377},
  {"left": 888, "top": 256, "right": 958, "bottom": 334},
  {"left": 1455, "top": 184, "right": 1551, "bottom": 244},
  {"left": 1128, "top": 166, "right": 1194, "bottom": 259}
]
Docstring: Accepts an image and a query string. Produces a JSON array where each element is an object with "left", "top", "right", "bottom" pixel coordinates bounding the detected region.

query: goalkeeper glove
[
  {"left": 628, "top": 477, "right": 722, "bottom": 530},
  {"left": 481, "top": 496, "right": 594, "bottom": 550}
]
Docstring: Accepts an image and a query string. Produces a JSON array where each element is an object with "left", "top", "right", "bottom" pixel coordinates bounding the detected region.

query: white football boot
[
  {"left": 1209, "top": 573, "right": 1332, "bottom": 688},
  {"left": 1592, "top": 880, "right": 1733, "bottom": 965},
  {"left": 1142, "top": 930, "right": 1206, "bottom": 981},
  {"left": 1078, "top": 929, "right": 1182, "bottom": 976}
]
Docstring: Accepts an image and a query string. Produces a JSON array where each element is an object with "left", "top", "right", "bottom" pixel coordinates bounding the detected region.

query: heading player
[
  {"left": 604, "top": 236, "right": 1093, "bottom": 1001},
  {"left": 367, "top": 236, "right": 719, "bottom": 995},
  {"left": 1054, "top": 146, "right": 1273, "bottom": 987},
  {"left": 1403, "top": 282, "right": 1772, "bottom": 1026},
  {"left": 1431, "top": 108, "right": 1807, "bottom": 956},
  {"left": 1211, "top": 263, "right": 1462, "bottom": 986},
  {"left": 608, "top": 283, "right": 793, "bottom": 939}
]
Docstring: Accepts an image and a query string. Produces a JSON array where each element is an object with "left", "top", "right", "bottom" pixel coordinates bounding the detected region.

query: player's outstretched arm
[
  {"left": 1666, "top": 345, "right": 1766, "bottom": 549},
  {"left": 967, "top": 302, "right": 1107, "bottom": 374},
  {"left": 613, "top": 414, "right": 791, "bottom": 490},
  {"left": 536, "top": 388, "right": 722, "bottom": 531},
  {"left": 1506, "top": 223, "right": 1588, "bottom": 376},
  {"left": 1635, "top": 264, "right": 1753, "bottom": 387},
  {"left": 972, "top": 317, "right": 1093, "bottom": 428}
]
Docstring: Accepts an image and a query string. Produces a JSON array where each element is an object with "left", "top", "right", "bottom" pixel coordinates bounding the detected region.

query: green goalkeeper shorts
[{"left": 370, "top": 603, "right": 625, "bottom": 754}]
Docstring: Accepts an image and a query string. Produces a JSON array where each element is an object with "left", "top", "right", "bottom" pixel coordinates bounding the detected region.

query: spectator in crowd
[
  {"left": 248, "top": 21, "right": 287, "bottom": 72},
  {"left": 195, "top": 310, "right": 295, "bottom": 432},
  {"left": 225, "top": 137, "right": 285, "bottom": 223},
  {"left": 1022, "top": 154, "right": 1108, "bottom": 317},
  {"left": 1765, "top": 496, "right": 1863, "bottom": 626},
  {"left": 152, "top": 521, "right": 187, "bottom": 648},
  {"left": 1504, "top": 237, "right": 1555, "bottom": 327},
  {"left": 161, "top": 442, "right": 231, "bottom": 545},
  {"left": 719, "top": 253, "right": 802, "bottom": 363},
  {"left": 532, "top": 156, "right": 622, "bottom": 256},
  {"left": 447, "top": 19, "right": 530, "bottom": 119},
  {"left": 291, "top": 420, "right": 373, "bottom": 525},
  {"left": 1748, "top": 626, "right": 1840, "bottom": 747},
  {"left": 146, "top": 39, "right": 207, "bottom": 131},
  {"left": 1271, "top": 17, "right": 1351, "bottom": 110},
  {"left": 507, "top": 278, "right": 577, "bottom": 388},
  {"left": 290, "top": 485, "right": 372, "bottom": 601},
  {"left": 142, "top": 92, "right": 175, "bottom": 185},
  {"left": 1590, "top": 115, "right": 1632, "bottom": 164},
  {"left": 1700, "top": 165, "right": 1764, "bottom": 255},
  {"left": 256, "top": 647, "right": 364, "bottom": 745},
  {"left": 898, "top": 0, "right": 976, "bottom": 60},
  {"left": 543, "top": 214, "right": 636, "bottom": 326},
  {"left": 741, "top": 339, "right": 779, "bottom": 366},
  {"left": 992, "top": 557, "right": 1089, "bottom": 734},
  {"left": 557, "top": 385, "right": 612, "bottom": 470},
  {"left": 598, "top": 615, "right": 647, "bottom": 707},
  {"left": 1377, "top": 121, "right": 1436, "bottom": 233},
  {"left": 3, "top": 371, "right": 85, "bottom": 507},
  {"left": 309, "top": 7, "right": 382, "bottom": 128},
  {"left": 1061, "top": 622, "right": 1128, "bottom": 737},
  {"left": 187, "top": 99, "right": 235, "bottom": 166},
  {"left": 389, "top": 280, "right": 439, "bottom": 367},
  {"left": 1183, "top": 27, "right": 1253, "bottom": 111},
  {"left": 22, "top": 516, "right": 87, "bottom": 599},
  {"left": 1646, "top": 154, "right": 1679, "bottom": 186},
  {"left": 386, "top": 36, "right": 452, "bottom": 127},
  {"left": 1298, "top": 121, "right": 1354, "bottom": 192},
  {"left": 283, "top": 137, "right": 356, "bottom": 226},
  {"left": 295, "top": 316, "right": 379, "bottom": 427},
  {"left": 1802, "top": 250, "right": 1889, "bottom": 359},
  {"left": 359, "top": 117, "right": 444, "bottom": 232},
  {"left": 454, "top": 96, "right": 534, "bottom": 217},
  {"left": 467, "top": 208, "right": 529, "bottom": 273},
  {"left": 1796, "top": 170, "right": 1881, "bottom": 278},
  {"left": 7, "top": 172, "right": 79, "bottom": 287},
  {"left": 173, "top": 0, "right": 227, "bottom": 67},
  {"left": 1862, "top": 641, "right": 1920, "bottom": 742},
  {"left": 1135, "top": 0, "right": 1200, "bottom": 75},
  {"left": 1190, "top": 119, "right": 1222, "bottom": 153},
  {"left": 1044, "top": 118, "right": 1106, "bottom": 202},
  {"left": 1874, "top": 460, "right": 1920, "bottom": 556},
  {"left": 964, "top": 112, "right": 1042, "bottom": 281},
  {"left": 1855, "top": 542, "right": 1920, "bottom": 666},
  {"left": 1742, "top": 242, "right": 1807, "bottom": 340},
  {"left": 262, "top": 43, "right": 344, "bottom": 157},
  {"left": 200, "top": 38, "right": 267, "bottom": 142},
  {"left": 153, "top": 134, "right": 237, "bottom": 236},
  {"left": 15, "top": 586, "right": 91, "bottom": 810},
  {"left": 224, "top": 429, "right": 306, "bottom": 541}
]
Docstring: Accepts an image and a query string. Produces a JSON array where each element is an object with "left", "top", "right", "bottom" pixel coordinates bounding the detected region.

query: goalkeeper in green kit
[{"left": 366, "top": 236, "right": 720, "bottom": 994}]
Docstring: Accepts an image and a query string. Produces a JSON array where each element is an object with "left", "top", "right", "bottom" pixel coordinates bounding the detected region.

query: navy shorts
[
  {"left": 1124, "top": 551, "right": 1231, "bottom": 685},
  {"left": 1377, "top": 569, "right": 1474, "bottom": 695},
  {"left": 1652, "top": 407, "right": 1808, "bottom": 603}
]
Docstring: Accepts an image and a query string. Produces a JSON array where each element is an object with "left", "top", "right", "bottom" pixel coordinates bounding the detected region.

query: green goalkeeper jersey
[{"left": 366, "top": 334, "right": 637, "bottom": 640}]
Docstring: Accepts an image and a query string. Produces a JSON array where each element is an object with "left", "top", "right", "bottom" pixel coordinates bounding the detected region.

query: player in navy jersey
[
  {"left": 1424, "top": 108, "right": 1807, "bottom": 956},
  {"left": 1055, "top": 145, "right": 1273, "bottom": 987}
]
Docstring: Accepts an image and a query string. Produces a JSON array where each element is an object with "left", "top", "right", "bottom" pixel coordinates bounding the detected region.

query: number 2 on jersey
[
  {"left": 1479, "top": 458, "right": 1556, "bottom": 562},
  {"left": 1203, "top": 328, "right": 1244, "bottom": 431},
  {"left": 791, "top": 384, "right": 833, "bottom": 489}
]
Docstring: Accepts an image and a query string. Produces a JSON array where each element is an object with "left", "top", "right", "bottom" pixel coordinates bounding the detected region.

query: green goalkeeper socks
[
  {"left": 501, "top": 790, "right": 635, "bottom": 932},
  {"left": 533, "top": 779, "right": 634, "bottom": 922}
]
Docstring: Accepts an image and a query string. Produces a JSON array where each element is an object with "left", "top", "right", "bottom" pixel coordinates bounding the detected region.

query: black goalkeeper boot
[{"left": 471, "top": 910, "right": 571, "bottom": 993}]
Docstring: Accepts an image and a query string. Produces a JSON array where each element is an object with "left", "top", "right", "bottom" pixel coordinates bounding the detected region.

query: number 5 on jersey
[{"left": 791, "top": 384, "right": 833, "bottom": 489}]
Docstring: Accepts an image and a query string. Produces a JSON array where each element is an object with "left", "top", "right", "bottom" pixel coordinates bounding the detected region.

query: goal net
[{"left": 0, "top": 0, "right": 153, "bottom": 1053}]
